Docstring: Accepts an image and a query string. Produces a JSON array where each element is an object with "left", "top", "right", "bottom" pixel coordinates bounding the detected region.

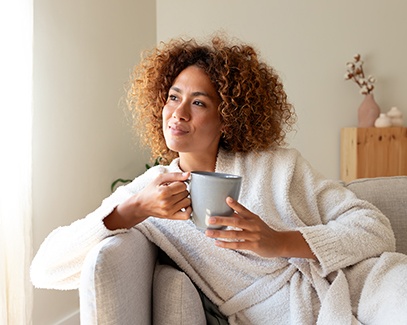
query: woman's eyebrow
[
  {"left": 170, "top": 86, "right": 211, "bottom": 98},
  {"left": 170, "top": 86, "right": 182, "bottom": 93}
]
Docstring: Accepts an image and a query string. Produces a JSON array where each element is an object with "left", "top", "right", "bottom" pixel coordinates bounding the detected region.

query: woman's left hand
[{"left": 205, "top": 197, "right": 316, "bottom": 260}]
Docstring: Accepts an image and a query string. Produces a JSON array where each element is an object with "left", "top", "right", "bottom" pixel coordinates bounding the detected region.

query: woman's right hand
[{"left": 104, "top": 172, "right": 191, "bottom": 230}]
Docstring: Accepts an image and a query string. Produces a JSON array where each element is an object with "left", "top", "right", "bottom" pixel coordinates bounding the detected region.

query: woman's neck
[{"left": 178, "top": 152, "right": 218, "bottom": 172}]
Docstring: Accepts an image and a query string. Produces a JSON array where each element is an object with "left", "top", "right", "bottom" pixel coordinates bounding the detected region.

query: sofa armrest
[
  {"left": 345, "top": 176, "right": 407, "bottom": 255},
  {"left": 79, "top": 228, "right": 158, "bottom": 325}
]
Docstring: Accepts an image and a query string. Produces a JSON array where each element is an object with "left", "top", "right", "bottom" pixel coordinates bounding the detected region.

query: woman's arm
[{"left": 30, "top": 171, "right": 191, "bottom": 290}]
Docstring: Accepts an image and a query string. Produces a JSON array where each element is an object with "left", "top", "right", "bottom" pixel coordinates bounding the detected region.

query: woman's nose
[{"left": 172, "top": 102, "right": 190, "bottom": 121}]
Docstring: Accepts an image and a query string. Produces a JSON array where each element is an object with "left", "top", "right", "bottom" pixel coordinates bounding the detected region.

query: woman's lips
[{"left": 169, "top": 125, "right": 189, "bottom": 136}]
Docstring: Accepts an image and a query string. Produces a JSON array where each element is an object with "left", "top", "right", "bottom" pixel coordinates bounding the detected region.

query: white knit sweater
[{"left": 31, "top": 148, "right": 407, "bottom": 324}]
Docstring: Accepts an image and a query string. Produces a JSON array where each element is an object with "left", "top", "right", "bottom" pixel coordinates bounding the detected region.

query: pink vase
[{"left": 358, "top": 93, "right": 381, "bottom": 127}]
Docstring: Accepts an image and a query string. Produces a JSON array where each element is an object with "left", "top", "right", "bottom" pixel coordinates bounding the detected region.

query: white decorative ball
[{"left": 375, "top": 113, "right": 392, "bottom": 128}]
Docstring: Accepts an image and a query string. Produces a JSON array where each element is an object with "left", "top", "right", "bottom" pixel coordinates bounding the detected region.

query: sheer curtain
[{"left": 0, "top": 0, "right": 33, "bottom": 324}]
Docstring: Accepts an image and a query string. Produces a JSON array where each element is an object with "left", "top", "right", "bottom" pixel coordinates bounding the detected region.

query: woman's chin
[{"left": 165, "top": 141, "right": 188, "bottom": 154}]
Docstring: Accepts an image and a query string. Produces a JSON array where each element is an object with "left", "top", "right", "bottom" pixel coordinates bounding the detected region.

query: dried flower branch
[{"left": 344, "top": 54, "right": 376, "bottom": 95}]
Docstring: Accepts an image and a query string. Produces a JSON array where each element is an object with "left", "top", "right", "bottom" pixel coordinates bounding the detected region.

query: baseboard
[{"left": 55, "top": 310, "right": 80, "bottom": 325}]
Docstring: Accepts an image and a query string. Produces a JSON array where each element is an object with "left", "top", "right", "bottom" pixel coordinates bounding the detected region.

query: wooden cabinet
[{"left": 340, "top": 127, "right": 407, "bottom": 182}]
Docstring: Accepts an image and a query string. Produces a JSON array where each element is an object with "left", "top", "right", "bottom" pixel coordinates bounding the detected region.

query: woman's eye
[
  {"left": 168, "top": 94, "right": 178, "bottom": 101},
  {"left": 193, "top": 100, "right": 204, "bottom": 107}
]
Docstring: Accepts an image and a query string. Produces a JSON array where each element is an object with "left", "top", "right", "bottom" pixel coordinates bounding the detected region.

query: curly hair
[{"left": 126, "top": 35, "right": 296, "bottom": 164}]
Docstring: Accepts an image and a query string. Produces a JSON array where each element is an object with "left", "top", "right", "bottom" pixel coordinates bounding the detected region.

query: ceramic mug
[{"left": 189, "top": 171, "right": 242, "bottom": 230}]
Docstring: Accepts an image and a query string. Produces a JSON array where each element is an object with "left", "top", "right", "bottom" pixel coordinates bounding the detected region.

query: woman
[{"left": 31, "top": 35, "right": 407, "bottom": 324}]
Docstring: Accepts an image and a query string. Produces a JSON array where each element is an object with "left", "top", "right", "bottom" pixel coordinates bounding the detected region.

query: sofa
[{"left": 79, "top": 176, "right": 407, "bottom": 324}]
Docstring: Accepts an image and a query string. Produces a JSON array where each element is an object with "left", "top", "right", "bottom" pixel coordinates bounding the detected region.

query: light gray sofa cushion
[
  {"left": 80, "top": 229, "right": 158, "bottom": 324},
  {"left": 345, "top": 176, "right": 407, "bottom": 255},
  {"left": 153, "top": 264, "right": 206, "bottom": 324}
]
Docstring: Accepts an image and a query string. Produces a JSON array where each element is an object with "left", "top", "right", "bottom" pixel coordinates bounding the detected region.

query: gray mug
[{"left": 189, "top": 171, "right": 242, "bottom": 230}]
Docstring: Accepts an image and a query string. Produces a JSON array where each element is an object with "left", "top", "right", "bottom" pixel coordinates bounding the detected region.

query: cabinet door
[{"left": 340, "top": 127, "right": 407, "bottom": 182}]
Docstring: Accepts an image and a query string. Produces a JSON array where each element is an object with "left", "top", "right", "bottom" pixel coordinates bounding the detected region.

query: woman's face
[{"left": 163, "top": 65, "right": 222, "bottom": 158}]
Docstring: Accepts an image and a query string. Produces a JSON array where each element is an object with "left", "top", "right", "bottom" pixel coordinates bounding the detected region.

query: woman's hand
[
  {"left": 205, "top": 197, "right": 316, "bottom": 260},
  {"left": 104, "top": 172, "right": 192, "bottom": 230}
]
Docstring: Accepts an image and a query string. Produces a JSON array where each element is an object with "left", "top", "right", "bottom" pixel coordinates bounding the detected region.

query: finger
[
  {"left": 206, "top": 228, "right": 248, "bottom": 241},
  {"left": 214, "top": 240, "right": 253, "bottom": 251},
  {"left": 206, "top": 225, "right": 263, "bottom": 242},
  {"left": 207, "top": 214, "right": 248, "bottom": 229},
  {"left": 208, "top": 213, "right": 263, "bottom": 234},
  {"left": 171, "top": 189, "right": 190, "bottom": 202},
  {"left": 155, "top": 190, "right": 190, "bottom": 216},
  {"left": 156, "top": 177, "right": 189, "bottom": 197},
  {"left": 171, "top": 196, "right": 191, "bottom": 215},
  {"left": 156, "top": 172, "right": 190, "bottom": 186},
  {"left": 226, "top": 197, "right": 251, "bottom": 217},
  {"left": 171, "top": 206, "right": 192, "bottom": 220}
]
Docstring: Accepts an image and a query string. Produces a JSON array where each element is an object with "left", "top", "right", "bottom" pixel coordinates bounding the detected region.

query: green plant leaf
[{"left": 110, "top": 178, "right": 132, "bottom": 193}]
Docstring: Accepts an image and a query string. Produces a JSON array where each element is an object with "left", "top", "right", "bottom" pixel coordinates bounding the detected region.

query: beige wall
[
  {"left": 32, "top": 0, "right": 155, "bottom": 323},
  {"left": 157, "top": 0, "right": 407, "bottom": 179}
]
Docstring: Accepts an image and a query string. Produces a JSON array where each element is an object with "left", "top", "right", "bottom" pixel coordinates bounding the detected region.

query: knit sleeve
[
  {"left": 30, "top": 167, "right": 162, "bottom": 290},
  {"left": 291, "top": 155, "right": 396, "bottom": 277}
]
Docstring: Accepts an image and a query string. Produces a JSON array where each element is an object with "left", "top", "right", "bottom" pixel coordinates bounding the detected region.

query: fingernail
[
  {"left": 208, "top": 217, "right": 216, "bottom": 224},
  {"left": 227, "top": 197, "right": 234, "bottom": 203}
]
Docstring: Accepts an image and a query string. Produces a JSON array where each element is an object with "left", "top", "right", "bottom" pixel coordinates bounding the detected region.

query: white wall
[
  {"left": 32, "top": 0, "right": 155, "bottom": 324},
  {"left": 157, "top": 0, "right": 407, "bottom": 179}
]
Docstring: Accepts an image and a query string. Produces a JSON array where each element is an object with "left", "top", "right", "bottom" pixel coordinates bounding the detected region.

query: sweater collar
[{"left": 169, "top": 148, "right": 236, "bottom": 173}]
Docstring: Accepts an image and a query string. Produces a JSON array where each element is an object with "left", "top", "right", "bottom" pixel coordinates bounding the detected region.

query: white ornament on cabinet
[
  {"left": 386, "top": 107, "right": 404, "bottom": 126},
  {"left": 374, "top": 113, "right": 392, "bottom": 128}
]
